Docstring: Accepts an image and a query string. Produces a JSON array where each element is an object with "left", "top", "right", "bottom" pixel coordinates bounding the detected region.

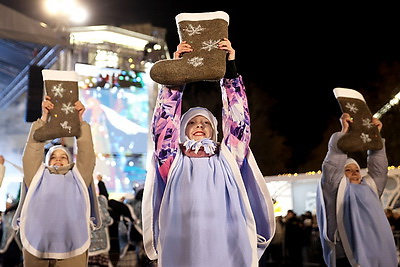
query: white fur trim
[
  {"left": 336, "top": 177, "right": 359, "bottom": 266},
  {"left": 42, "top": 69, "right": 78, "bottom": 81},
  {"left": 175, "top": 11, "right": 229, "bottom": 24},
  {"left": 142, "top": 155, "right": 159, "bottom": 260},
  {"left": 333, "top": 87, "right": 365, "bottom": 102},
  {"left": 220, "top": 144, "right": 258, "bottom": 266}
]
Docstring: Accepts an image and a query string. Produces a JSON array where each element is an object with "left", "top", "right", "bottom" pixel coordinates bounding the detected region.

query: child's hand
[
  {"left": 173, "top": 41, "right": 193, "bottom": 59},
  {"left": 0, "top": 155, "right": 4, "bottom": 165},
  {"left": 218, "top": 38, "right": 235, "bottom": 61},
  {"left": 340, "top": 113, "right": 353, "bottom": 133},
  {"left": 372, "top": 117, "right": 383, "bottom": 132},
  {"left": 75, "top": 100, "right": 85, "bottom": 122},
  {"left": 41, "top": 95, "right": 54, "bottom": 122}
]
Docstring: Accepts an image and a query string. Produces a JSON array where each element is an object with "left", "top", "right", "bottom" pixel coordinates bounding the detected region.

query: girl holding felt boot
[
  {"left": 142, "top": 38, "right": 275, "bottom": 267},
  {"left": 12, "top": 96, "right": 101, "bottom": 267},
  {"left": 316, "top": 112, "right": 397, "bottom": 267}
]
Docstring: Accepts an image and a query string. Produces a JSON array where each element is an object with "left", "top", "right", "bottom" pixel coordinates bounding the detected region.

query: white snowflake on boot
[
  {"left": 360, "top": 132, "right": 371, "bottom": 143},
  {"left": 183, "top": 24, "right": 206, "bottom": 36},
  {"left": 60, "top": 121, "right": 72, "bottom": 133},
  {"left": 201, "top": 39, "right": 220, "bottom": 52},
  {"left": 52, "top": 83, "right": 65, "bottom": 98},
  {"left": 345, "top": 102, "right": 358, "bottom": 113},
  {"left": 187, "top": 57, "right": 204, "bottom": 67},
  {"left": 61, "top": 102, "right": 75, "bottom": 115},
  {"left": 362, "top": 118, "right": 373, "bottom": 129}
]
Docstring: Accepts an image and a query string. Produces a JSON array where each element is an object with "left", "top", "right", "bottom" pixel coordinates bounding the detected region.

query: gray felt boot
[
  {"left": 33, "top": 70, "right": 81, "bottom": 142},
  {"left": 334, "top": 87, "right": 383, "bottom": 153},
  {"left": 150, "top": 11, "right": 229, "bottom": 86}
]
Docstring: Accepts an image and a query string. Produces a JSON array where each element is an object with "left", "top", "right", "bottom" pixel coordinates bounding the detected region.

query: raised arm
[
  {"left": 219, "top": 38, "right": 251, "bottom": 168},
  {"left": 151, "top": 85, "right": 183, "bottom": 181},
  {"left": 22, "top": 97, "right": 51, "bottom": 187},
  {"left": 75, "top": 100, "right": 96, "bottom": 187},
  {"left": 321, "top": 113, "right": 353, "bottom": 189},
  {"left": 366, "top": 117, "right": 388, "bottom": 197}
]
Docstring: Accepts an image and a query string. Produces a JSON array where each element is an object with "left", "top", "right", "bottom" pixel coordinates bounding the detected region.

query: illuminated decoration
[
  {"left": 374, "top": 90, "right": 400, "bottom": 119},
  {"left": 75, "top": 63, "right": 149, "bottom": 193},
  {"left": 144, "top": 42, "right": 168, "bottom": 63},
  {"left": 75, "top": 63, "right": 144, "bottom": 89},
  {"left": 69, "top": 25, "right": 160, "bottom": 51},
  {"left": 95, "top": 50, "right": 119, "bottom": 68}
]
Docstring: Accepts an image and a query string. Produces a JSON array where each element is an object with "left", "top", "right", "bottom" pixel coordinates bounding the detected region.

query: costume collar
[
  {"left": 183, "top": 138, "right": 217, "bottom": 155},
  {"left": 47, "top": 163, "right": 75, "bottom": 175}
]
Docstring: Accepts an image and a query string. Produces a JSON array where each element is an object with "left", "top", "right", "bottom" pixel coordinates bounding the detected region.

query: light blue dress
[
  {"left": 316, "top": 132, "right": 397, "bottom": 267},
  {"left": 142, "top": 76, "right": 275, "bottom": 267},
  {"left": 12, "top": 165, "right": 101, "bottom": 259}
]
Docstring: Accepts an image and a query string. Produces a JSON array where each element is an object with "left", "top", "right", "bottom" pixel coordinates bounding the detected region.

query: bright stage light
[
  {"left": 70, "top": 6, "right": 89, "bottom": 24},
  {"left": 44, "top": 0, "right": 88, "bottom": 25}
]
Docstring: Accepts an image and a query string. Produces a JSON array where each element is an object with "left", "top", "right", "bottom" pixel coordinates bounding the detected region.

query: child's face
[
  {"left": 49, "top": 149, "right": 69, "bottom": 167},
  {"left": 185, "top": 115, "right": 213, "bottom": 141},
  {"left": 345, "top": 163, "right": 362, "bottom": 184}
]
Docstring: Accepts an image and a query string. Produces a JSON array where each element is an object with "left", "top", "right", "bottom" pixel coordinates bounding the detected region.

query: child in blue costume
[
  {"left": 316, "top": 113, "right": 397, "bottom": 267},
  {"left": 142, "top": 38, "right": 275, "bottom": 267},
  {"left": 12, "top": 96, "right": 101, "bottom": 267}
]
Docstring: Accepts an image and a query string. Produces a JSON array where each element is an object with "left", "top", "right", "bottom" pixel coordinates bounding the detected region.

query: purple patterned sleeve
[
  {"left": 220, "top": 75, "right": 251, "bottom": 167},
  {"left": 151, "top": 86, "right": 183, "bottom": 180}
]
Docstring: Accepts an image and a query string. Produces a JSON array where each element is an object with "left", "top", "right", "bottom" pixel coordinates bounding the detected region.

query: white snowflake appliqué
[
  {"left": 187, "top": 57, "right": 204, "bottom": 67},
  {"left": 52, "top": 83, "right": 65, "bottom": 98},
  {"left": 60, "top": 121, "right": 72, "bottom": 133},
  {"left": 61, "top": 102, "right": 75, "bottom": 115},
  {"left": 360, "top": 132, "right": 371, "bottom": 143},
  {"left": 183, "top": 24, "right": 206, "bottom": 36},
  {"left": 362, "top": 118, "right": 373, "bottom": 129},
  {"left": 201, "top": 39, "right": 220, "bottom": 52},
  {"left": 345, "top": 102, "right": 358, "bottom": 113}
]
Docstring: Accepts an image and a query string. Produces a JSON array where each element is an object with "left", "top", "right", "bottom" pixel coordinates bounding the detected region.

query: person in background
[
  {"left": 0, "top": 155, "right": 23, "bottom": 267},
  {"left": 385, "top": 208, "right": 396, "bottom": 231},
  {"left": 12, "top": 96, "right": 101, "bottom": 267},
  {"left": 316, "top": 112, "right": 397, "bottom": 267},
  {"left": 97, "top": 174, "right": 138, "bottom": 267},
  {"left": 142, "top": 38, "right": 275, "bottom": 267},
  {"left": 88, "top": 174, "right": 114, "bottom": 267},
  {"left": 125, "top": 185, "right": 156, "bottom": 267},
  {"left": 283, "top": 210, "right": 303, "bottom": 267}
]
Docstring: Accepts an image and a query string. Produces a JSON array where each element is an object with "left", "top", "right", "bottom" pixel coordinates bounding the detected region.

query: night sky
[{"left": 3, "top": 1, "right": 400, "bottom": 174}]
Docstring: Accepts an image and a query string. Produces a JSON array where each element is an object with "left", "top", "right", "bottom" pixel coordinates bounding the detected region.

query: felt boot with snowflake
[
  {"left": 150, "top": 11, "right": 229, "bottom": 86},
  {"left": 33, "top": 70, "right": 81, "bottom": 142},
  {"left": 333, "top": 87, "right": 383, "bottom": 153}
]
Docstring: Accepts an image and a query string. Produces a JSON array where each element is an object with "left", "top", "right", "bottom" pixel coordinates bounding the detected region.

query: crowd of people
[{"left": 259, "top": 210, "right": 324, "bottom": 267}]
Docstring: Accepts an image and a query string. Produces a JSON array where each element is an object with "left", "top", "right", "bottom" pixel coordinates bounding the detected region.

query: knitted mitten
[
  {"left": 150, "top": 11, "right": 229, "bottom": 86},
  {"left": 33, "top": 70, "right": 81, "bottom": 141},
  {"left": 334, "top": 87, "right": 383, "bottom": 153}
]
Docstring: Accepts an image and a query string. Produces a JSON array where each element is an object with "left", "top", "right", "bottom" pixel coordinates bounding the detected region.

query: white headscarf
[
  {"left": 45, "top": 145, "right": 72, "bottom": 166},
  {"left": 179, "top": 107, "right": 218, "bottom": 143},
  {"left": 345, "top": 158, "right": 360, "bottom": 170}
]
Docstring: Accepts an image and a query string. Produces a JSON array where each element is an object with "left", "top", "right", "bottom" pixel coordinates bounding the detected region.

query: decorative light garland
[{"left": 374, "top": 89, "right": 400, "bottom": 119}]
